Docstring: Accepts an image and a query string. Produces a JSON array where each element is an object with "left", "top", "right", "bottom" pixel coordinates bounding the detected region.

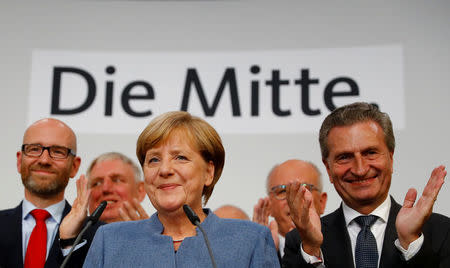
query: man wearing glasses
[
  {"left": 253, "top": 159, "right": 327, "bottom": 259},
  {"left": 0, "top": 118, "right": 96, "bottom": 268}
]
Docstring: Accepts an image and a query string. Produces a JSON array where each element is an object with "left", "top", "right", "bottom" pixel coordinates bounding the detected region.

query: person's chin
[
  {"left": 24, "top": 177, "right": 62, "bottom": 196},
  {"left": 346, "top": 188, "right": 382, "bottom": 205},
  {"left": 156, "top": 198, "right": 186, "bottom": 213}
]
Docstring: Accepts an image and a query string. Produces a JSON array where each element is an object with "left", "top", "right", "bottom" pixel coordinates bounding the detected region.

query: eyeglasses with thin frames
[
  {"left": 270, "top": 183, "right": 319, "bottom": 200},
  {"left": 21, "top": 144, "right": 76, "bottom": 160}
]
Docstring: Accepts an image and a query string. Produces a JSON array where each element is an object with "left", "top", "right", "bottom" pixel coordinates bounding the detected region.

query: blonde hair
[{"left": 136, "top": 111, "right": 225, "bottom": 204}]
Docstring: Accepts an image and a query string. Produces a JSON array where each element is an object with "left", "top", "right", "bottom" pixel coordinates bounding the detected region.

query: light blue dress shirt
[{"left": 21, "top": 199, "right": 65, "bottom": 262}]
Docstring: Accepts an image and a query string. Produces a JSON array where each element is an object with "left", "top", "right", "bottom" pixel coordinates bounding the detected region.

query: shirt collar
[
  {"left": 22, "top": 199, "right": 66, "bottom": 223},
  {"left": 342, "top": 196, "right": 391, "bottom": 227}
]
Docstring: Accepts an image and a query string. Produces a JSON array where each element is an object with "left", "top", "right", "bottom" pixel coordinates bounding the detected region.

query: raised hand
[
  {"left": 396, "top": 165, "right": 447, "bottom": 249},
  {"left": 59, "top": 175, "right": 91, "bottom": 244},
  {"left": 253, "top": 197, "right": 279, "bottom": 250},
  {"left": 286, "top": 181, "right": 322, "bottom": 257},
  {"left": 253, "top": 197, "right": 271, "bottom": 226},
  {"left": 119, "top": 198, "right": 149, "bottom": 221}
]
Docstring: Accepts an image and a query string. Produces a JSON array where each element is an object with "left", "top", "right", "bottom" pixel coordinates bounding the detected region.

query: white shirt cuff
[
  {"left": 394, "top": 233, "right": 424, "bottom": 261},
  {"left": 300, "top": 242, "right": 325, "bottom": 266},
  {"left": 61, "top": 239, "right": 87, "bottom": 256}
]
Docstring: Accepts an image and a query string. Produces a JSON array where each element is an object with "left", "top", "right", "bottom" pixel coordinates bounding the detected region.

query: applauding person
[{"left": 283, "top": 102, "right": 449, "bottom": 268}]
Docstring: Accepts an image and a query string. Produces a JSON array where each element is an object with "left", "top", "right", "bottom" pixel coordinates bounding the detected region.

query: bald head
[
  {"left": 23, "top": 118, "right": 77, "bottom": 153},
  {"left": 214, "top": 205, "right": 249, "bottom": 220},
  {"left": 18, "top": 118, "right": 80, "bottom": 207},
  {"left": 267, "top": 159, "right": 322, "bottom": 194}
]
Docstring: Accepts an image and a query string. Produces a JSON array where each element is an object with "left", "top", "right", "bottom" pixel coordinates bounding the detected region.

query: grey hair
[
  {"left": 86, "top": 152, "right": 142, "bottom": 182},
  {"left": 319, "top": 102, "right": 395, "bottom": 159}
]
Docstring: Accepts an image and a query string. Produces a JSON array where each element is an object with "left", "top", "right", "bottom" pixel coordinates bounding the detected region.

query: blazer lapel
[
  {"left": 44, "top": 200, "right": 72, "bottom": 268},
  {"left": 12, "top": 204, "right": 25, "bottom": 268},
  {"left": 322, "top": 206, "right": 355, "bottom": 268},
  {"left": 379, "top": 197, "right": 404, "bottom": 268}
]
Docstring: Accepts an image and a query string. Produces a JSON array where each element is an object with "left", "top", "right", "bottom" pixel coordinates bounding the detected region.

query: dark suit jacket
[
  {"left": 0, "top": 201, "right": 101, "bottom": 268},
  {"left": 282, "top": 197, "right": 450, "bottom": 268}
]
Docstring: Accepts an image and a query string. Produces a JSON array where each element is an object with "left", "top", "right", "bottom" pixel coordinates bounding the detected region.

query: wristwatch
[{"left": 59, "top": 237, "right": 77, "bottom": 248}]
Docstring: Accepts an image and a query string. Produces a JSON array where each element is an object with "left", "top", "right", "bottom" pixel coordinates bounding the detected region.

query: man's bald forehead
[
  {"left": 278, "top": 160, "right": 319, "bottom": 176},
  {"left": 268, "top": 159, "right": 322, "bottom": 190},
  {"left": 24, "top": 118, "right": 77, "bottom": 150},
  {"left": 215, "top": 205, "right": 249, "bottom": 220}
]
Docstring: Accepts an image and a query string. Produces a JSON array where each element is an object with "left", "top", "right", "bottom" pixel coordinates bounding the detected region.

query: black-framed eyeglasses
[
  {"left": 270, "top": 183, "right": 319, "bottom": 200},
  {"left": 21, "top": 144, "right": 76, "bottom": 159}
]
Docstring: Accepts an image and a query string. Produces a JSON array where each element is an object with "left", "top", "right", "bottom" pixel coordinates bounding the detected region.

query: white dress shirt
[
  {"left": 343, "top": 197, "right": 390, "bottom": 268},
  {"left": 300, "top": 197, "right": 424, "bottom": 267},
  {"left": 279, "top": 233, "right": 286, "bottom": 257},
  {"left": 22, "top": 199, "right": 65, "bottom": 262}
]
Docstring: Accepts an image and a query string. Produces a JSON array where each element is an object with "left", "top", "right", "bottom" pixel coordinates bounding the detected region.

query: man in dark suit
[
  {"left": 283, "top": 102, "right": 449, "bottom": 268},
  {"left": 0, "top": 118, "right": 97, "bottom": 268}
]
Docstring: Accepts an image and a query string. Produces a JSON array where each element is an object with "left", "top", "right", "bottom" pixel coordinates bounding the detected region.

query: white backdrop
[{"left": 0, "top": 1, "right": 449, "bottom": 220}]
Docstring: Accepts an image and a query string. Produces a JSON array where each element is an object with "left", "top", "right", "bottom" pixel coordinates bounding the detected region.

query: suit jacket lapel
[
  {"left": 322, "top": 205, "right": 355, "bottom": 268},
  {"left": 12, "top": 203, "right": 25, "bottom": 268},
  {"left": 379, "top": 197, "right": 404, "bottom": 268},
  {"left": 44, "top": 200, "right": 71, "bottom": 268}
]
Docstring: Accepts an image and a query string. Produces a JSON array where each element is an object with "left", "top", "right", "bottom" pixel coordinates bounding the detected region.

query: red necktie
[{"left": 24, "top": 209, "right": 51, "bottom": 268}]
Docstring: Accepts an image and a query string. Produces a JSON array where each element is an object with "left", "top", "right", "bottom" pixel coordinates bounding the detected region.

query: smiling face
[
  {"left": 88, "top": 159, "right": 145, "bottom": 223},
  {"left": 17, "top": 119, "right": 80, "bottom": 202},
  {"left": 323, "top": 120, "right": 393, "bottom": 214},
  {"left": 142, "top": 129, "right": 214, "bottom": 215}
]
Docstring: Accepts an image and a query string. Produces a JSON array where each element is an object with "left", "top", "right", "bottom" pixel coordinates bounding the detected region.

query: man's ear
[
  {"left": 322, "top": 158, "right": 333, "bottom": 184},
  {"left": 16, "top": 151, "right": 22, "bottom": 174},
  {"left": 69, "top": 156, "right": 81, "bottom": 178},
  {"left": 137, "top": 181, "right": 146, "bottom": 202},
  {"left": 389, "top": 150, "right": 394, "bottom": 175},
  {"left": 268, "top": 198, "right": 274, "bottom": 217},
  {"left": 319, "top": 192, "right": 328, "bottom": 215}
]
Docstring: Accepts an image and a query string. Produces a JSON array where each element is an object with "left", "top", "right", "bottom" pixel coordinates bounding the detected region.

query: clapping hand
[
  {"left": 119, "top": 198, "right": 149, "bottom": 221},
  {"left": 59, "top": 175, "right": 90, "bottom": 246},
  {"left": 253, "top": 197, "right": 279, "bottom": 250},
  {"left": 396, "top": 165, "right": 447, "bottom": 249},
  {"left": 286, "top": 181, "right": 323, "bottom": 257}
]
